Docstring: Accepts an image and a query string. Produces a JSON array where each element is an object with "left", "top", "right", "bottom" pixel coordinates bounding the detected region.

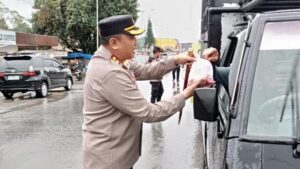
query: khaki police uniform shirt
[{"left": 82, "top": 46, "right": 186, "bottom": 169}]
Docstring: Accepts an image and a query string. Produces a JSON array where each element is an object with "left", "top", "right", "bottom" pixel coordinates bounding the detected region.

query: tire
[
  {"left": 2, "top": 91, "right": 14, "bottom": 99},
  {"left": 36, "top": 82, "right": 48, "bottom": 98},
  {"left": 64, "top": 77, "right": 72, "bottom": 91}
]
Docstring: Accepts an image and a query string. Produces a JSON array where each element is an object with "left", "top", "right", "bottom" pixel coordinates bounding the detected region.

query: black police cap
[
  {"left": 99, "top": 15, "right": 145, "bottom": 37},
  {"left": 153, "top": 46, "right": 164, "bottom": 53}
]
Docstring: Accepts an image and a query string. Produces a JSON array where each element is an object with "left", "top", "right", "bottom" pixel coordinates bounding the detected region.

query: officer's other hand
[
  {"left": 174, "top": 52, "right": 196, "bottom": 65},
  {"left": 202, "top": 47, "right": 219, "bottom": 63},
  {"left": 182, "top": 76, "right": 215, "bottom": 99}
]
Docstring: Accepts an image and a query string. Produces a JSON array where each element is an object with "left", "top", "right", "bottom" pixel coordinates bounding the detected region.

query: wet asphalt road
[
  {"left": 0, "top": 84, "right": 83, "bottom": 169},
  {"left": 0, "top": 71, "right": 205, "bottom": 169}
]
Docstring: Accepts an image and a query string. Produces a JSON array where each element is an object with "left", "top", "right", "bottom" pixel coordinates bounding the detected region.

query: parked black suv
[{"left": 0, "top": 55, "right": 73, "bottom": 99}]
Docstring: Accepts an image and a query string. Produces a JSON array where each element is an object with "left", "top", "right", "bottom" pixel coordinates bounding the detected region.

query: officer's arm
[
  {"left": 129, "top": 58, "right": 177, "bottom": 80},
  {"left": 101, "top": 70, "right": 185, "bottom": 122}
]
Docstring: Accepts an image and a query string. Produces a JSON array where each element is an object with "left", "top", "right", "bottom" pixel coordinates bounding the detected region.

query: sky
[
  {"left": 1, "top": 0, "right": 202, "bottom": 43},
  {"left": 136, "top": 0, "right": 202, "bottom": 43},
  {"left": 1, "top": 0, "right": 35, "bottom": 18}
]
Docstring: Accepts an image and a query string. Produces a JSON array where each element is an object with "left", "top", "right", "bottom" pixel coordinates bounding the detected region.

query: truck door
[{"left": 239, "top": 11, "right": 300, "bottom": 169}]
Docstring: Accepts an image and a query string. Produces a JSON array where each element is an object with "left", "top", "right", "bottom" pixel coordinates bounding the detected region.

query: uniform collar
[
  {"left": 93, "top": 45, "right": 131, "bottom": 69},
  {"left": 93, "top": 45, "right": 112, "bottom": 60}
]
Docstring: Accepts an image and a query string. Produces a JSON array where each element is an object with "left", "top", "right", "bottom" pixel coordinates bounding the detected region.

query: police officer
[{"left": 82, "top": 15, "right": 214, "bottom": 169}]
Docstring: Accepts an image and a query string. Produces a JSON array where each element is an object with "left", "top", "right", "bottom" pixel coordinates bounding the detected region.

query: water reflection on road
[{"left": 0, "top": 88, "right": 83, "bottom": 169}]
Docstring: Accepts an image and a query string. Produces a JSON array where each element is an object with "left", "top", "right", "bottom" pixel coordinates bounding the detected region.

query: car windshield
[
  {"left": 247, "top": 21, "right": 300, "bottom": 138},
  {"left": 0, "top": 57, "right": 32, "bottom": 71}
]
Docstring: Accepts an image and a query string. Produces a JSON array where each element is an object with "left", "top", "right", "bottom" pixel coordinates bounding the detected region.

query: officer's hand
[
  {"left": 182, "top": 76, "right": 215, "bottom": 99},
  {"left": 173, "top": 52, "right": 196, "bottom": 65},
  {"left": 202, "top": 47, "right": 219, "bottom": 63}
]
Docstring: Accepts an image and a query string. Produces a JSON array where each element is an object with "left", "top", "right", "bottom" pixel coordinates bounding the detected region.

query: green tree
[
  {"left": 32, "top": 0, "right": 139, "bottom": 54},
  {"left": 0, "top": 2, "right": 31, "bottom": 32},
  {"left": 10, "top": 12, "right": 32, "bottom": 33},
  {"left": 0, "top": 18, "right": 8, "bottom": 29},
  {"left": 0, "top": 2, "right": 9, "bottom": 30},
  {"left": 144, "top": 18, "right": 155, "bottom": 49}
]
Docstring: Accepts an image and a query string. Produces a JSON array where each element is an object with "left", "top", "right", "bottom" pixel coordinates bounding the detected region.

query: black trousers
[
  {"left": 172, "top": 66, "right": 180, "bottom": 80},
  {"left": 150, "top": 81, "right": 164, "bottom": 103}
]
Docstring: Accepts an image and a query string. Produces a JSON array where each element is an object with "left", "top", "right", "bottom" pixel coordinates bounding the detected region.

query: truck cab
[{"left": 195, "top": 1, "right": 300, "bottom": 168}]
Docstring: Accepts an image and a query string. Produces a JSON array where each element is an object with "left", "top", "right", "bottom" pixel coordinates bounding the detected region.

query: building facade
[{"left": 0, "top": 29, "right": 59, "bottom": 56}]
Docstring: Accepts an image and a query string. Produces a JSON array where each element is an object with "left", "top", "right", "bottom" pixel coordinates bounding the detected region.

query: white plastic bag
[{"left": 188, "top": 58, "right": 213, "bottom": 85}]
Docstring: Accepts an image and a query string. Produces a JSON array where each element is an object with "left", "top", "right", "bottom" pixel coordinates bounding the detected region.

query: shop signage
[{"left": 0, "top": 29, "right": 16, "bottom": 45}]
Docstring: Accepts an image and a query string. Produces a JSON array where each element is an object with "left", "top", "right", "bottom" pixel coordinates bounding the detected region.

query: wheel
[
  {"left": 36, "top": 82, "right": 48, "bottom": 98},
  {"left": 2, "top": 91, "right": 14, "bottom": 99},
  {"left": 64, "top": 77, "right": 72, "bottom": 91}
]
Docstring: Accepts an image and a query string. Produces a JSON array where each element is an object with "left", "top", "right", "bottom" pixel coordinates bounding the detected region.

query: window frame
[{"left": 215, "top": 35, "right": 239, "bottom": 138}]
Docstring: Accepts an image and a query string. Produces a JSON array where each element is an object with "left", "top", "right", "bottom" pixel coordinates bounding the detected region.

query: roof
[{"left": 64, "top": 52, "right": 92, "bottom": 60}]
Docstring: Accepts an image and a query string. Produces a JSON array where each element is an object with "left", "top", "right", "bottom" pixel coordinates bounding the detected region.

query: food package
[{"left": 188, "top": 58, "right": 213, "bottom": 85}]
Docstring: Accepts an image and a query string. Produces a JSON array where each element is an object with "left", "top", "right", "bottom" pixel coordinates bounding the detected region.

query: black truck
[{"left": 194, "top": 0, "right": 300, "bottom": 169}]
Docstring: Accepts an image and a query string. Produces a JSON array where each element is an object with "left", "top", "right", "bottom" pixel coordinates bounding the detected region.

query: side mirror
[{"left": 193, "top": 88, "right": 218, "bottom": 122}]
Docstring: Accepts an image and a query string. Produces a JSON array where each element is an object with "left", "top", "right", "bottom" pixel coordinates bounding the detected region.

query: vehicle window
[
  {"left": 217, "top": 36, "right": 237, "bottom": 116},
  {"left": 218, "top": 86, "right": 230, "bottom": 114},
  {"left": 220, "top": 37, "right": 237, "bottom": 67},
  {"left": 247, "top": 21, "right": 300, "bottom": 137},
  {"left": 0, "top": 57, "right": 32, "bottom": 71},
  {"left": 43, "top": 59, "right": 53, "bottom": 67},
  {"left": 32, "top": 58, "right": 43, "bottom": 68},
  {"left": 52, "top": 60, "right": 61, "bottom": 68}
]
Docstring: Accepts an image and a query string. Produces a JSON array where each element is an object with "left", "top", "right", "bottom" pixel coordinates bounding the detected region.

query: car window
[
  {"left": 218, "top": 86, "right": 230, "bottom": 114},
  {"left": 0, "top": 57, "right": 32, "bottom": 71},
  {"left": 217, "top": 35, "right": 237, "bottom": 116},
  {"left": 43, "top": 59, "right": 53, "bottom": 67},
  {"left": 220, "top": 36, "right": 237, "bottom": 67},
  {"left": 52, "top": 60, "right": 61, "bottom": 68},
  {"left": 247, "top": 21, "right": 300, "bottom": 137},
  {"left": 32, "top": 57, "right": 43, "bottom": 68}
]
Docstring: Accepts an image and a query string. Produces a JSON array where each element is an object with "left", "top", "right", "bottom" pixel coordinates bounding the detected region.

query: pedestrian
[
  {"left": 172, "top": 51, "right": 181, "bottom": 82},
  {"left": 82, "top": 15, "right": 214, "bottom": 169},
  {"left": 148, "top": 46, "right": 164, "bottom": 103},
  {"left": 172, "top": 64, "right": 180, "bottom": 82}
]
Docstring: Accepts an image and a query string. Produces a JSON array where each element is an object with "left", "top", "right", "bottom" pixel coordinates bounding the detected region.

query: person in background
[
  {"left": 172, "top": 64, "right": 180, "bottom": 82},
  {"left": 82, "top": 15, "right": 214, "bottom": 169},
  {"left": 148, "top": 46, "right": 164, "bottom": 103},
  {"left": 172, "top": 51, "right": 181, "bottom": 82}
]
